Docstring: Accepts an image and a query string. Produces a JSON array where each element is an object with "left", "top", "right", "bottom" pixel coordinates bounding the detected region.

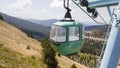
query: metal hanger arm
[{"left": 88, "top": 0, "right": 120, "bottom": 8}]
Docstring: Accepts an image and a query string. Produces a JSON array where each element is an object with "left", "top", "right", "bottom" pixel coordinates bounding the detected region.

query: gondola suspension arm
[{"left": 63, "top": 0, "right": 73, "bottom": 20}]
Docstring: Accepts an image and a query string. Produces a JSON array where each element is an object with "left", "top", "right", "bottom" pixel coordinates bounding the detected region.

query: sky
[{"left": 0, "top": 0, "right": 116, "bottom": 25}]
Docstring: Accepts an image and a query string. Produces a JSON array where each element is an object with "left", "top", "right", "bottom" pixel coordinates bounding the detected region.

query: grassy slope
[
  {"left": 0, "top": 44, "right": 46, "bottom": 68},
  {"left": 0, "top": 19, "right": 87, "bottom": 68},
  {"left": 0, "top": 19, "right": 46, "bottom": 68},
  {"left": 57, "top": 56, "right": 87, "bottom": 68},
  {"left": 0, "top": 20, "right": 46, "bottom": 68},
  {"left": 0, "top": 20, "right": 42, "bottom": 57}
]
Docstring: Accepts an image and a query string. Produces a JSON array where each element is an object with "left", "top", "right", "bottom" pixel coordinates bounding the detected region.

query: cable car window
[
  {"left": 69, "top": 27, "right": 79, "bottom": 41},
  {"left": 50, "top": 26, "right": 56, "bottom": 38},
  {"left": 50, "top": 25, "right": 66, "bottom": 42}
]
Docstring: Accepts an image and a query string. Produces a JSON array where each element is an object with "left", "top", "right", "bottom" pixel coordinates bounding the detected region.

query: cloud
[
  {"left": 0, "top": 0, "right": 34, "bottom": 19},
  {"left": 8, "top": 0, "right": 32, "bottom": 10},
  {"left": 50, "top": 0, "right": 63, "bottom": 8}
]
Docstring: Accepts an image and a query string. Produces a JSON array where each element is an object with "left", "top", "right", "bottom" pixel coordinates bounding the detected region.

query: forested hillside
[{"left": 68, "top": 29, "right": 106, "bottom": 68}]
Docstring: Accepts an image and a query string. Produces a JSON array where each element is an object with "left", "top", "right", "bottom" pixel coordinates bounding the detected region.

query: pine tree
[
  {"left": 41, "top": 39, "right": 58, "bottom": 68},
  {"left": 71, "top": 64, "right": 77, "bottom": 68}
]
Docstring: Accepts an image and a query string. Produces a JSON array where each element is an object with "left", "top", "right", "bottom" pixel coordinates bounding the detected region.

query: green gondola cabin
[{"left": 50, "top": 21, "right": 84, "bottom": 56}]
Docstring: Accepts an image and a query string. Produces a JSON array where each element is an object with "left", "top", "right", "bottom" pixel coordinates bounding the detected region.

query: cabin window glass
[
  {"left": 69, "top": 27, "right": 79, "bottom": 41},
  {"left": 50, "top": 25, "right": 66, "bottom": 42}
]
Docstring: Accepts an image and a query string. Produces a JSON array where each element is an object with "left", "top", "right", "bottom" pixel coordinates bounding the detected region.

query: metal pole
[{"left": 100, "top": 3, "right": 120, "bottom": 68}]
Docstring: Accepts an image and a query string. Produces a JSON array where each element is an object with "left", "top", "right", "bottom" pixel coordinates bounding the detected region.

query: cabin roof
[{"left": 53, "top": 21, "right": 83, "bottom": 27}]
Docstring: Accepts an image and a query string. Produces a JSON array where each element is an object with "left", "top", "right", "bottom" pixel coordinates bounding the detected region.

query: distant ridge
[
  {"left": 28, "top": 19, "right": 58, "bottom": 27},
  {"left": 0, "top": 12, "right": 108, "bottom": 41},
  {"left": 84, "top": 25, "right": 108, "bottom": 31},
  {"left": 0, "top": 13, "right": 50, "bottom": 40}
]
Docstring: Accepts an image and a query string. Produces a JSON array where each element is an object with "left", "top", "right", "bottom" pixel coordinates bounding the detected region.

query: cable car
[
  {"left": 49, "top": 0, "right": 84, "bottom": 56},
  {"left": 50, "top": 20, "right": 84, "bottom": 56}
]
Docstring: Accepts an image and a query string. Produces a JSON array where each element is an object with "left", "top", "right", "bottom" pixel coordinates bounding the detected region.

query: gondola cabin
[{"left": 50, "top": 21, "right": 84, "bottom": 56}]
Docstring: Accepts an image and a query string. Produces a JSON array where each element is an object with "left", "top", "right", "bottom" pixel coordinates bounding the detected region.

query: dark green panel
[{"left": 50, "top": 40, "right": 84, "bottom": 56}]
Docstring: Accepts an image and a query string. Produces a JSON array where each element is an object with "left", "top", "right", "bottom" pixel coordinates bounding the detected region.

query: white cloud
[
  {"left": 51, "top": 0, "right": 63, "bottom": 8},
  {"left": 0, "top": 0, "right": 34, "bottom": 19},
  {"left": 8, "top": 0, "right": 32, "bottom": 10}
]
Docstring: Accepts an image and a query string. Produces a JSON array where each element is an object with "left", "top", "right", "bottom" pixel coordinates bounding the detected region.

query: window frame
[
  {"left": 68, "top": 26, "right": 80, "bottom": 41},
  {"left": 50, "top": 25, "right": 67, "bottom": 43}
]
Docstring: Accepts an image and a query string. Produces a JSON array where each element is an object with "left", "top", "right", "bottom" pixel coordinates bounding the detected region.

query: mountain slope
[
  {"left": 0, "top": 19, "right": 87, "bottom": 68},
  {"left": 0, "top": 19, "right": 42, "bottom": 56},
  {"left": 0, "top": 19, "right": 46, "bottom": 68},
  {"left": 0, "top": 13, "right": 50, "bottom": 40}
]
